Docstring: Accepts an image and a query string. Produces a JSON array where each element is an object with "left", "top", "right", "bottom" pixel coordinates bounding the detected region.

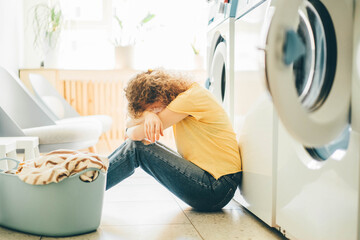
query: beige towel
[{"left": 16, "top": 149, "right": 109, "bottom": 185}]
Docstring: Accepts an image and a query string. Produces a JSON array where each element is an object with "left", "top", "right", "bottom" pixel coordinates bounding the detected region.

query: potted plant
[
  {"left": 112, "top": 12, "right": 155, "bottom": 69},
  {"left": 32, "top": 1, "right": 64, "bottom": 68}
]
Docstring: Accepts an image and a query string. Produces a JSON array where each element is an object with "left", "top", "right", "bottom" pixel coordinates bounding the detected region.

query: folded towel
[{"left": 16, "top": 149, "right": 108, "bottom": 185}]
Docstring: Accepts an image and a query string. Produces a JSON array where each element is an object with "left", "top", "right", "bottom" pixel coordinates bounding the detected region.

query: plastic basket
[{"left": 0, "top": 158, "right": 106, "bottom": 237}]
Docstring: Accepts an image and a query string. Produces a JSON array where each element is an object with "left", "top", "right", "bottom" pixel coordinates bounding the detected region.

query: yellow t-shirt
[{"left": 167, "top": 82, "right": 242, "bottom": 180}]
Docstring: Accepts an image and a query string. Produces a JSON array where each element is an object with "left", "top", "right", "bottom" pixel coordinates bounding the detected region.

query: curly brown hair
[{"left": 124, "top": 69, "right": 193, "bottom": 118}]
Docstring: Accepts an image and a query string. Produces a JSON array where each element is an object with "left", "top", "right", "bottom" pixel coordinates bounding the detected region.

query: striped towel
[{"left": 16, "top": 149, "right": 108, "bottom": 185}]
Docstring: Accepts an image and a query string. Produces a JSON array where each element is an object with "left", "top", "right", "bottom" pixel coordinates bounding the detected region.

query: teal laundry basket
[{"left": 0, "top": 158, "right": 106, "bottom": 237}]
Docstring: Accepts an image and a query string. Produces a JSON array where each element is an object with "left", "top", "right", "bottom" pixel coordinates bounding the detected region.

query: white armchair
[
  {"left": 0, "top": 66, "right": 102, "bottom": 153},
  {"left": 28, "top": 73, "right": 113, "bottom": 149}
]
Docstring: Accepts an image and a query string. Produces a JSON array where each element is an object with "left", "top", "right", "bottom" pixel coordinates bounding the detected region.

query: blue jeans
[{"left": 106, "top": 140, "right": 242, "bottom": 211}]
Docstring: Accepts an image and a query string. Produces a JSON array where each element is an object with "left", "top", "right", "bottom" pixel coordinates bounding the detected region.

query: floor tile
[
  {"left": 119, "top": 174, "right": 159, "bottom": 185},
  {"left": 101, "top": 200, "right": 190, "bottom": 226},
  {"left": 173, "top": 194, "right": 243, "bottom": 211},
  {"left": 43, "top": 225, "right": 202, "bottom": 240},
  {"left": 131, "top": 168, "right": 151, "bottom": 178},
  {"left": 104, "top": 183, "right": 174, "bottom": 202},
  {"left": 0, "top": 226, "right": 41, "bottom": 240},
  {"left": 184, "top": 209, "right": 286, "bottom": 240}
]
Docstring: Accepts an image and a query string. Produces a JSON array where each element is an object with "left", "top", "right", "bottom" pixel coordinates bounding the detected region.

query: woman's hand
[
  {"left": 126, "top": 108, "right": 187, "bottom": 142},
  {"left": 143, "top": 111, "right": 164, "bottom": 142}
]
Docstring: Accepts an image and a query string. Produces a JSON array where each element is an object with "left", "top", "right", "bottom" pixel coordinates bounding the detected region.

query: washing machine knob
[
  {"left": 283, "top": 29, "right": 306, "bottom": 65},
  {"left": 205, "top": 78, "right": 211, "bottom": 89}
]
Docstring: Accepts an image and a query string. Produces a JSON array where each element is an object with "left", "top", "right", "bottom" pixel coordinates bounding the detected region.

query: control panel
[
  {"left": 208, "top": 0, "right": 239, "bottom": 27},
  {"left": 236, "top": 0, "right": 266, "bottom": 19}
]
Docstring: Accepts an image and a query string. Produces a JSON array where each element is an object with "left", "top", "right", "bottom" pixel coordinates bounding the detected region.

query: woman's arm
[
  {"left": 158, "top": 108, "right": 188, "bottom": 129},
  {"left": 126, "top": 116, "right": 144, "bottom": 128},
  {"left": 126, "top": 108, "right": 188, "bottom": 142}
]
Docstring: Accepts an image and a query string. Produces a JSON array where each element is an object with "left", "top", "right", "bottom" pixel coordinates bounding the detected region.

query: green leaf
[
  {"left": 114, "top": 15, "right": 123, "bottom": 29},
  {"left": 140, "top": 13, "right": 155, "bottom": 25},
  {"left": 191, "top": 43, "right": 200, "bottom": 55}
]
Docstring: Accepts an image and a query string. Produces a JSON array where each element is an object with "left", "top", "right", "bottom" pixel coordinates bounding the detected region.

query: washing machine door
[
  {"left": 264, "top": 0, "right": 351, "bottom": 147},
  {"left": 209, "top": 41, "right": 227, "bottom": 103}
]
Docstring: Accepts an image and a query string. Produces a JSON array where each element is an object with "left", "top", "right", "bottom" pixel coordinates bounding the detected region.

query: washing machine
[
  {"left": 355, "top": 1, "right": 360, "bottom": 134},
  {"left": 264, "top": 0, "right": 358, "bottom": 239},
  {"left": 206, "top": 0, "right": 238, "bottom": 123},
  {"left": 231, "top": 0, "right": 276, "bottom": 227}
]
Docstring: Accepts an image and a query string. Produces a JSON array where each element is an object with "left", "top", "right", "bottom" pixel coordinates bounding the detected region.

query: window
[{"left": 58, "top": 0, "right": 207, "bottom": 70}]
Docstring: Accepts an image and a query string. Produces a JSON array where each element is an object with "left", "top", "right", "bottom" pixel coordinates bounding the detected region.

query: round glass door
[
  {"left": 292, "top": 0, "right": 350, "bottom": 161},
  {"left": 264, "top": 0, "right": 351, "bottom": 147},
  {"left": 293, "top": 0, "right": 336, "bottom": 112},
  {"left": 209, "top": 41, "right": 227, "bottom": 103}
]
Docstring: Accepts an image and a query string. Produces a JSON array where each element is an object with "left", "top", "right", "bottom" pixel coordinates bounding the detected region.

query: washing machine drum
[{"left": 209, "top": 41, "right": 227, "bottom": 103}]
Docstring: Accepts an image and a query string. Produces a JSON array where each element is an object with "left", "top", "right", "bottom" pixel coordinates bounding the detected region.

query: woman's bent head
[{"left": 125, "top": 69, "right": 193, "bottom": 118}]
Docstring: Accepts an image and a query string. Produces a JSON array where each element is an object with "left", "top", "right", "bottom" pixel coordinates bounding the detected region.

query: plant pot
[
  {"left": 44, "top": 49, "right": 60, "bottom": 68},
  {"left": 114, "top": 46, "right": 134, "bottom": 69},
  {"left": 193, "top": 55, "right": 204, "bottom": 70},
  {"left": 43, "top": 41, "right": 61, "bottom": 69}
]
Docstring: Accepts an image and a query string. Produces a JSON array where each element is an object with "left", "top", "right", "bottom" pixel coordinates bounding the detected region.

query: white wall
[
  {"left": 23, "top": 0, "right": 45, "bottom": 69},
  {"left": 0, "top": 0, "right": 23, "bottom": 75}
]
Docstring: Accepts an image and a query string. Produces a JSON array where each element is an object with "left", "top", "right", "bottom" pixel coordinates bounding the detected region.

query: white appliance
[
  {"left": 232, "top": 0, "right": 276, "bottom": 227},
  {"left": 264, "top": 0, "right": 359, "bottom": 239},
  {"left": 206, "top": 0, "right": 238, "bottom": 122},
  {"left": 354, "top": 1, "right": 360, "bottom": 134}
]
